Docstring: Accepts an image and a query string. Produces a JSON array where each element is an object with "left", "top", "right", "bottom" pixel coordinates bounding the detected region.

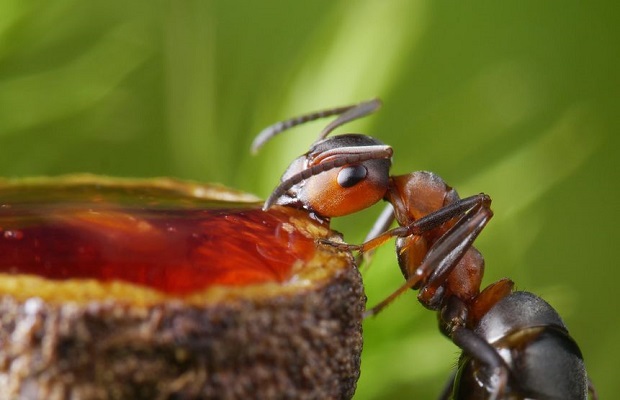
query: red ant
[{"left": 253, "top": 99, "right": 596, "bottom": 399}]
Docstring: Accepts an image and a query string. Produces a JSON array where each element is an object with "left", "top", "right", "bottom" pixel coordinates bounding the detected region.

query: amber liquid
[{"left": 0, "top": 183, "right": 316, "bottom": 294}]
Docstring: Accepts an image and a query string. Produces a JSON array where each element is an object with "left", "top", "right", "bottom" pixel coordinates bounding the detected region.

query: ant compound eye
[
  {"left": 301, "top": 159, "right": 388, "bottom": 217},
  {"left": 337, "top": 165, "right": 368, "bottom": 188}
]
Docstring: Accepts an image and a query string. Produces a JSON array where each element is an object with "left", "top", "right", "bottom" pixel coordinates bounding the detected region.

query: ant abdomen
[{"left": 452, "top": 291, "right": 589, "bottom": 400}]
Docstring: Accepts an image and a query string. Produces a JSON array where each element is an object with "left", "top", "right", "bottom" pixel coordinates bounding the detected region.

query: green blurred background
[{"left": 0, "top": 1, "right": 617, "bottom": 398}]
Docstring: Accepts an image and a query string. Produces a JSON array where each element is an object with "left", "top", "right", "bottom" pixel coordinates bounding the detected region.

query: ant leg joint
[
  {"left": 439, "top": 296, "right": 469, "bottom": 338},
  {"left": 317, "top": 238, "right": 362, "bottom": 252}
]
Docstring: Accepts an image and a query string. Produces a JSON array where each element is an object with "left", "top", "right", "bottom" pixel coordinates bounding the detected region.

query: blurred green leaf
[{"left": 0, "top": 0, "right": 617, "bottom": 398}]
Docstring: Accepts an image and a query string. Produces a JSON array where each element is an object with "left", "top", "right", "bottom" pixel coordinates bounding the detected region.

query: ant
[{"left": 252, "top": 99, "right": 596, "bottom": 399}]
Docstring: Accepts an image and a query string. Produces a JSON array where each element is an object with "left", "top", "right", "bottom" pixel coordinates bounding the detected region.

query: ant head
[
  {"left": 253, "top": 99, "right": 393, "bottom": 219},
  {"left": 282, "top": 134, "right": 392, "bottom": 217}
]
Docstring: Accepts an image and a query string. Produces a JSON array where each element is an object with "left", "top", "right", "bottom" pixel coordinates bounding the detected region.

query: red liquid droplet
[{"left": 0, "top": 184, "right": 317, "bottom": 295}]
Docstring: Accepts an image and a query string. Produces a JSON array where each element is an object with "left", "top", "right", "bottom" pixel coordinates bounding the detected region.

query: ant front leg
[
  {"left": 322, "top": 194, "right": 489, "bottom": 256},
  {"left": 350, "top": 204, "right": 397, "bottom": 268},
  {"left": 364, "top": 193, "right": 492, "bottom": 316}
]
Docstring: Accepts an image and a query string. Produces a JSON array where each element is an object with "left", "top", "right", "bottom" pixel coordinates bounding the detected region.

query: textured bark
[{"left": 0, "top": 260, "right": 364, "bottom": 400}]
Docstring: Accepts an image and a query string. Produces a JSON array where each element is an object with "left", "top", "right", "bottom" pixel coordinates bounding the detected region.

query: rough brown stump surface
[{"left": 0, "top": 176, "right": 365, "bottom": 400}]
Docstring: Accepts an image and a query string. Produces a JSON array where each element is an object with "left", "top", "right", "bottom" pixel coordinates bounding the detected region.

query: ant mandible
[{"left": 253, "top": 99, "right": 595, "bottom": 399}]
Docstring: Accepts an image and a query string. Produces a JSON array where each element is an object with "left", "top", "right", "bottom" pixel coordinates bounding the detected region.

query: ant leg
[
  {"left": 317, "top": 203, "right": 396, "bottom": 254},
  {"left": 437, "top": 370, "right": 457, "bottom": 400},
  {"left": 451, "top": 327, "right": 509, "bottom": 400},
  {"left": 363, "top": 204, "right": 396, "bottom": 244},
  {"left": 364, "top": 200, "right": 492, "bottom": 317},
  {"left": 355, "top": 204, "right": 396, "bottom": 268},
  {"left": 414, "top": 202, "right": 492, "bottom": 309},
  {"left": 321, "top": 194, "right": 490, "bottom": 253},
  {"left": 439, "top": 297, "right": 509, "bottom": 399},
  {"left": 364, "top": 194, "right": 490, "bottom": 252},
  {"left": 588, "top": 379, "right": 599, "bottom": 400}
]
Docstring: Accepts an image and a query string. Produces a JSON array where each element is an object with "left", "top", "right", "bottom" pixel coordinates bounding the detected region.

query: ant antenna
[
  {"left": 251, "top": 98, "right": 382, "bottom": 154},
  {"left": 318, "top": 98, "right": 382, "bottom": 140},
  {"left": 262, "top": 145, "right": 392, "bottom": 210}
]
